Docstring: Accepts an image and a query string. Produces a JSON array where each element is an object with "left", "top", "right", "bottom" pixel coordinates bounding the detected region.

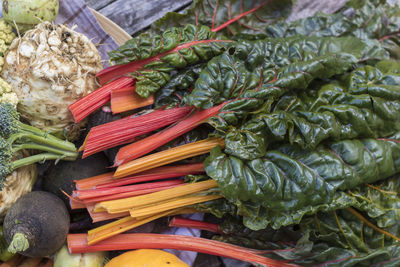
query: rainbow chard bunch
[{"left": 67, "top": 0, "right": 400, "bottom": 266}]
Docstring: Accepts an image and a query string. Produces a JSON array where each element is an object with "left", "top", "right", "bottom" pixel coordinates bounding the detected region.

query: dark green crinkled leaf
[
  {"left": 153, "top": 64, "right": 204, "bottom": 109},
  {"left": 265, "top": 0, "right": 400, "bottom": 59},
  {"left": 108, "top": 24, "right": 231, "bottom": 98},
  {"left": 224, "top": 65, "right": 400, "bottom": 160},
  {"left": 151, "top": 0, "right": 292, "bottom": 38},
  {"left": 204, "top": 137, "right": 400, "bottom": 229},
  {"left": 375, "top": 59, "right": 400, "bottom": 74},
  {"left": 209, "top": 176, "right": 400, "bottom": 266},
  {"left": 184, "top": 36, "right": 387, "bottom": 109}
]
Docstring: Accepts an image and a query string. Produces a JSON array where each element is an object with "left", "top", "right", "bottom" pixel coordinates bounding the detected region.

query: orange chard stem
[
  {"left": 69, "top": 76, "right": 135, "bottom": 123},
  {"left": 68, "top": 233, "right": 298, "bottom": 267},
  {"left": 74, "top": 172, "right": 115, "bottom": 190},
  {"left": 70, "top": 199, "right": 86, "bottom": 210},
  {"left": 115, "top": 138, "right": 224, "bottom": 178},
  {"left": 82, "top": 106, "right": 192, "bottom": 158},
  {"left": 114, "top": 102, "right": 227, "bottom": 166},
  {"left": 110, "top": 86, "right": 154, "bottom": 114}
]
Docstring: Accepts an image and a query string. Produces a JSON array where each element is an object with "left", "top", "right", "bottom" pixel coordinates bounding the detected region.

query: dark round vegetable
[
  {"left": 3, "top": 191, "right": 70, "bottom": 257},
  {"left": 42, "top": 152, "right": 110, "bottom": 209}
]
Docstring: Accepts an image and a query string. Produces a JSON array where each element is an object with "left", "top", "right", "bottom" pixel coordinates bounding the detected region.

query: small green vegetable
[
  {"left": 0, "top": 102, "right": 78, "bottom": 186},
  {"left": 54, "top": 245, "right": 107, "bottom": 267},
  {"left": 2, "top": 0, "right": 59, "bottom": 33}
]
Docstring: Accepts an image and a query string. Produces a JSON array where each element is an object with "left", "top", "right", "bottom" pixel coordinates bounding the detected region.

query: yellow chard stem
[
  {"left": 114, "top": 138, "right": 225, "bottom": 178},
  {"left": 95, "top": 179, "right": 218, "bottom": 214},
  {"left": 129, "top": 194, "right": 222, "bottom": 218},
  {"left": 88, "top": 207, "right": 198, "bottom": 245}
]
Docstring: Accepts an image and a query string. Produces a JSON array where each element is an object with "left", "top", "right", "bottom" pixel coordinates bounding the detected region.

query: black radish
[{"left": 3, "top": 191, "right": 70, "bottom": 257}]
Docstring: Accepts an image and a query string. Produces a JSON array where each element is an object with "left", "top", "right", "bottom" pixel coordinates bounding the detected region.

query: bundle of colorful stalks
[
  {"left": 69, "top": 91, "right": 293, "bottom": 264},
  {"left": 68, "top": 142, "right": 298, "bottom": 266},
  {"left": 66, "top": 33, "right": 302, "bottom": 265}
]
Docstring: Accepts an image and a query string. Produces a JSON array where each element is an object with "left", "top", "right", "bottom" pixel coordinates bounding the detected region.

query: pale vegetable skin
[
  {"left": 1, "top": 22, "right": 102, "bottom": 140},
  {"left": 105, "top": 249, "right": 189, "bottom": 267},
  {"left": 54, "top": 245, "right": 106, "bottom": 267},
  {"left": 0, "top": 78, "right": 17, "bottom": 107},
  {"left": 3, "top": 0, "right": 59, "bottom": 33},
  {"left": 0, "top": 19, "right": 16, "bottom": 72},
  {"left": 3, "top": 191, "right": 70, "bottom": 258},
  {"left": 0, "top": 150, "right": 36, "bottom": 220}
]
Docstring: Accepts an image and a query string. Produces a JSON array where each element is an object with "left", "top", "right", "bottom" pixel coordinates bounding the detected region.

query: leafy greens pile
[{"left": 107, "top": 0, "right": 400, "bottom": 265}]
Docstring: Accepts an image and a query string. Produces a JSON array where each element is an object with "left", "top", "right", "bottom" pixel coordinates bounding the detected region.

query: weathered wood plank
[
  {"left": 89, "top": 0, "right": 192, "bottom": 35},
  {"left": 287, "top": 0, "right": 348, "bottom": 22},
  {"left": 85, "top": 0, "right": 115, "bottom": 11}
]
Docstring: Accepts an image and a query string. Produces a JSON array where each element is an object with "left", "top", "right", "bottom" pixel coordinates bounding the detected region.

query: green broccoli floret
[{"left": 0, "top": 103, "right": 78, "bottom": 183}]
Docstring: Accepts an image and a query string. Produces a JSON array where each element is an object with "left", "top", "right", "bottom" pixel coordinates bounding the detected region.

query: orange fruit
[{"left": 105, "top": 249, "right": 189, "bottom": 267}]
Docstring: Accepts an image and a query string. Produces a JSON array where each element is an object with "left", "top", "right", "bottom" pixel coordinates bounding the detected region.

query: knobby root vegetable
[{"left": 1, "top": 21, "right": 102, "bottom": 140}]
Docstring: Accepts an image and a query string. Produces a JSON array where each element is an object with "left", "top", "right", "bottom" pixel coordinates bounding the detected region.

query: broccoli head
[
  {"left": 0, "top": 103, "right": 19, "bottom": 138},
  {"left": 0, "top": 102, "right": 77, "bottom": 184}
]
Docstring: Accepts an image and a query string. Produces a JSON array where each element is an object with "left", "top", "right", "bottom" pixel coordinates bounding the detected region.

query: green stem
[
  {"left": 12, "top": 143, "right": 78, "bottom": 159},
  {"left": 18, "top": 122, "right": 64, "bottom": 142},
  {"left": 11, "top": 153, "right": 77, "bottom": 170},
  {"left": 7, "top": 233, "right": 29, "bottom": 254},
  {"left": 8, "top": 132, "right": 77, "bottom": 153}
]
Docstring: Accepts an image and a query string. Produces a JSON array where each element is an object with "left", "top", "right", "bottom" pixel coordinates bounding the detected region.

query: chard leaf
[
  {"left": 211, "top": 176, "right": 400, "bottom": 266},
  {"left": 154, "top": 64, "right": 204, "bottom": 109},
  {"left": 107, "top": 24, "right": 230, "bottom": 98},
  {"left": 151, "top": 0, "right": 293, "bottom": 37},
  {"left": 225, "top": 65, "right": 400, "bottom": 160},
  {"left": 185, "top": 36, "right": 387, "bottom": 109},
  {"left": 265, "top": 0, "right": 400, "bottom": 59},
  {"left": 204, "top": 138, "right": 400, "bottom": 229}
]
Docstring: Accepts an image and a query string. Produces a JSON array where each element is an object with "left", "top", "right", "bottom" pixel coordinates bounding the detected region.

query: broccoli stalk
[{"left": 0, "top": 103, "right": 78, "bottom": 182}]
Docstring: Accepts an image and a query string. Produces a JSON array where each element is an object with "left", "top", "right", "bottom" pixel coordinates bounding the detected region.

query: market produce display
[
  {"left": 65, "top": 0, "right": 400, "bottom": 265},
  {"left": 2, "top": 0, "right": 400, "bottom": 266}
]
